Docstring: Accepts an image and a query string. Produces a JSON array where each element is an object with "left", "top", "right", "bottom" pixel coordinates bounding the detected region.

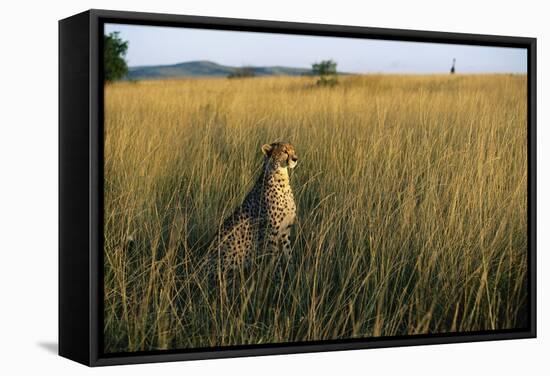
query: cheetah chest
[{"left": 266, "top": 181, "right": 296, "bottom": 236}]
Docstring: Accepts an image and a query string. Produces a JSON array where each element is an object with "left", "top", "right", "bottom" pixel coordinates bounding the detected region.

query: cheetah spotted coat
[{"left": 206, "top": 142, "right": 298, "bottom": 281}]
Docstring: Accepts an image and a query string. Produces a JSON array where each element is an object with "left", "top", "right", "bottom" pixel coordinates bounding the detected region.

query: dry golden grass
[{"left": 103, "top": 74, "right": 528, "bottom": 353}]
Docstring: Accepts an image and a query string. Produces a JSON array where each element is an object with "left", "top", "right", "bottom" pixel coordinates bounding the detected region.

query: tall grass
[{"left": 103, "top": 74, "right": 528, "bottom": 353}]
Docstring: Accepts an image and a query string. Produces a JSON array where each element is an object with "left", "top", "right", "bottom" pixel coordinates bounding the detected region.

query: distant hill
[{"left": 126, "top": 60, "right": 313, "bottom": 80}]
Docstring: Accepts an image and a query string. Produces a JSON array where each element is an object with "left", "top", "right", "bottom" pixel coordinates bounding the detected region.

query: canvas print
[{"left": 102, "top": 23, "right": 528, "bottom": 354}]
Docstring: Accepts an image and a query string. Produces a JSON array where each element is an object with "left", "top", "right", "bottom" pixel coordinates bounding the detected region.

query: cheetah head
[{"left": 261, "top": 142, "right": 298, "bottom": 170}]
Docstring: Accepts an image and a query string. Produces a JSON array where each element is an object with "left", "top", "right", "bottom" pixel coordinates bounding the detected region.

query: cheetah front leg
[
  {"left": 276, "top": 225, "right": 295, "bottom": 282},
  {"left": 280, "top": 225, "right": 292, "bottom": 260},
  {"left": 265, "top": 228, "right": 280, "bottom": 255}
]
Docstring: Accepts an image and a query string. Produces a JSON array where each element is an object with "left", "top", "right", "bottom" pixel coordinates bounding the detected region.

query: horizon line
[{"left": 127, "top": 59, "right": 526, "bottom": 75}]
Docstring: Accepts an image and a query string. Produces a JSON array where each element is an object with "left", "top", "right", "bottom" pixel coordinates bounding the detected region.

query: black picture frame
[{"left": 59, "top": 8, "right": 537, "bottom": 367}]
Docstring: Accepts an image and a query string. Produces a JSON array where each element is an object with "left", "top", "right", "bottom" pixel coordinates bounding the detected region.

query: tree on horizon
[
  {"left": 228, "top": 66, "right": 256, "bottom": 79},
  {"left": 312, "top": 59, "right": 338, "bottom": 86},
  {"left": 104, "top": 32, "right": 129, "bottom": 82}
]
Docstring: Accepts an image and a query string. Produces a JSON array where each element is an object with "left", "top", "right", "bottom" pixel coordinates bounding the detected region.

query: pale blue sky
[{"left": 105, "top": 23, "right": 527, "bottom": 74}]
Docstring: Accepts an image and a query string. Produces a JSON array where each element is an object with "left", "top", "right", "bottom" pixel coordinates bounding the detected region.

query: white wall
[{"left": 0, "top": 0, "right": 546, "bottom": 374}]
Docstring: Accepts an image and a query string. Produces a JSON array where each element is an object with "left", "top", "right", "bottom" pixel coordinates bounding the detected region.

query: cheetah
[{"left": 206, "top": 142, "right": 298, "bottom": 282}]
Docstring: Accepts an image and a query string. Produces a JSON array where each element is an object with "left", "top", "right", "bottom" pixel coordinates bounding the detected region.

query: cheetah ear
[{"left": 261, "top": 143, "right": 273, "bottom": 156}]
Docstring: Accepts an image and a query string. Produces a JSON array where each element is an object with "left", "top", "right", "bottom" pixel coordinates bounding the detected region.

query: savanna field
[{"left": 103, "top": 74, "right": 528, "bottom": 353}]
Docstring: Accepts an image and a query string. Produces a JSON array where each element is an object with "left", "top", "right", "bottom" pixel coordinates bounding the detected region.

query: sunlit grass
[{"left": 103, "top": 74, "right": 528, "bottom": 353}]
